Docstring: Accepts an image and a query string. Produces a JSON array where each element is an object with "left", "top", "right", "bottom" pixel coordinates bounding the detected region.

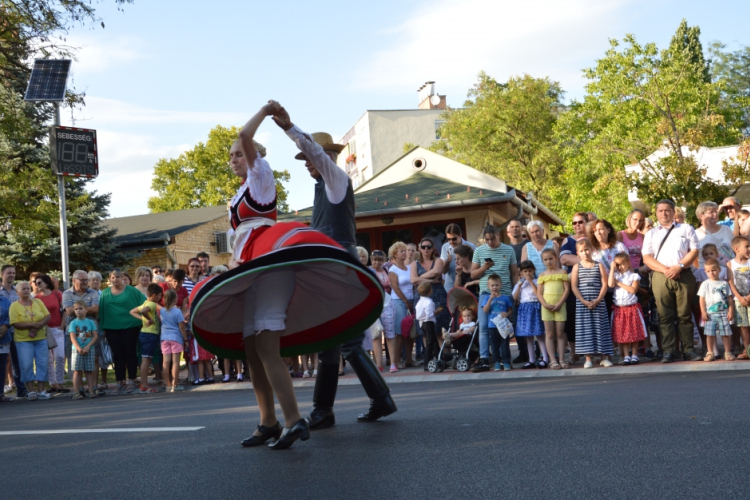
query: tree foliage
[
  {"left": 148, "top": 125, "right": 291, "bottom": 213},
  {"left": 554, "top": 20, "right": 741, "bottom": 227},
  {"left": 429, "top": 73, "right": 564, "bottom": 207}
]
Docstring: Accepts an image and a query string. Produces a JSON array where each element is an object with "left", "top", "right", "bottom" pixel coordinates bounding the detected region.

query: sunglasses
[
  {"left": 372, "top": 250, "right": 385, "bottom": 256},
  {"left": 34, "top": 280, "right": 43, "bottom": 285},
  {"left": 447, "top": 236, "right": 459, "bottom": 242},
  {"left": 572, "top": 220, "right": 585, "bottom": 225},
  {"left": 421, "top": 245, "right": 433, "bottom": 250}
]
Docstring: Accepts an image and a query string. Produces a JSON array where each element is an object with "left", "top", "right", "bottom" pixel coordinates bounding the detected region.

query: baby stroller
[{"left": 426, "top": 287, "right": 480, "bottom": 372}]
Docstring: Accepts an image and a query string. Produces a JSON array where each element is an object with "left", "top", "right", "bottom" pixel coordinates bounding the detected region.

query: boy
[
  {"left": 694, "top": 244, "right": 727, "bottom": 357},
  {"left": 698, "top": 258, "right": 734, "bottom": 362},
  {"left": 130, "top": 284, "right": 163, "bottom": 393},
  {"left": 476, "top": 274, "right": 514, "bottom": 371},
  {"left": 68, "top": 301, "right": 99, "bottom": 400},
  {"left": 415, "top": 282, "right": 437, "bottom": 371},
  {"left": 728, "top": 236, "right": 750, "bottom": 359}
]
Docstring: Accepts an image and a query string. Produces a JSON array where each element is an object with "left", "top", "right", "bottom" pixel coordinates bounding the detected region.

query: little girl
[
  {"left": 444, "top": 307, "right": 477, "bottom": 342},
  {"left": 608, "top": 253, "right": 648, "bottom": 365},
  {"left": 572, "top": 238, "right": 612, "bottom": 368},
  {"left": 537, "top": 249, "right": 570, "bottom": 369},
  {"left": 160, "top": 289, "right": 187, "bottom": 392},
  {"left": 513, "top": 260, "right": 548, "bottom": 369}
]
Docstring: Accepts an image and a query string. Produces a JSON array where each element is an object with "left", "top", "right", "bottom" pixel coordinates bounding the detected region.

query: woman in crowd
[
  {"left": 98, "top": 270, "right": 146, "bottom": 394},
  {"left": 521, "top": 221, "right": 559, "bottom": 275},
  {"left": 183, "top": 258, "right": 203, "bottom": 296},
  {"left": 695, "top": 201, "right": 735, "bottom": 267},
  {"left": 33, "top": 275, "right": 68, "bottom": 393},
  {"left": 411, "top": 236, "right": 450, "bottom": 349},
  {"left": 617, "top": 209, "right": 646, "bottom": 272},
  {"left": 133, "top": 267, "right": 152, "bottom": 297},
  {"left": 121, "top": 273, "right": 133, "bottom": 286},
  {"left": 388, "top": 242, "right": 413, "bottom": 372},
  {"left": 9, "top": 282, "right": 51, "bottom": 400},
  {"left": 590, "top": 219, "right": 629, "bottom": 311},
  {"left": 405, "top": 243, "right": 418, "bottom": 267},
  {"left": 370, "top": 249, "right": 390, "bottom": 371},
  {"left": 88, "top": 271, "right": 103, "bottom": 295}
]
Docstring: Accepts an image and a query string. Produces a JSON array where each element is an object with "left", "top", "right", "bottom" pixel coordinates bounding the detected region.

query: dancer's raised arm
[{"left": 238, "top": 101, "right": 279, "bottom": 162}]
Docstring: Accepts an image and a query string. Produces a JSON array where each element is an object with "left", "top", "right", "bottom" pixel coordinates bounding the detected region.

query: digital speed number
[{"left": 49, "top": 126, "right": 98, "bottom": 178}]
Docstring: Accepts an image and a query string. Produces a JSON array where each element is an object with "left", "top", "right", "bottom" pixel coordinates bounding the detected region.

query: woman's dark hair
[
  {"left": 453, "top": 244, "right": 473, "bottom": 259},
  {"left": 172, "top": 269, "right": 186, "bottom": 282},
  {"left": 519, "top": 260, "right": 536, "bottom": 272},
  {"left": 39, "top": 274, "right": 55, "bottom": 291},
  {"left": 588, "top": 219, "right": 617, "bottom": 250},
  {"left": 417, "top": 237, "right": 437, "bottom": 264}
]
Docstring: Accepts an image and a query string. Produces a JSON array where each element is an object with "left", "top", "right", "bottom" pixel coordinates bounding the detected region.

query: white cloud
[
  {"left": 352, "top": 0, "right": 637, "bottom": 98},
  {"left": 66, "top": 35, "right": 146, "bottom": 74}
]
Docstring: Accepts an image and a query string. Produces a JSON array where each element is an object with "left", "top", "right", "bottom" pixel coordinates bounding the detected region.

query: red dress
[{"left": 189, "top": 154, "right": 384, "bottom": 360}]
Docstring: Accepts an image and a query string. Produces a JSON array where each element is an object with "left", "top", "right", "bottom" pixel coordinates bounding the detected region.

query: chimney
[{"left": 417, "top": 81, "right": 447, "bottom": 110}]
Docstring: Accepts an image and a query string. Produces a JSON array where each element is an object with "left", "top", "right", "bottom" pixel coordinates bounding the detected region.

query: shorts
[
  {"left": 139, "top": 332, "right": 159, "bottom": 358},
  {"left": 72, "top": 347, "right": 96, "bottom": 372},
  {"left": 541, "top": 304, "right": 567, "bottom": 322},
  {"left": 734, "top": 300, "right": 750, "bottom": 327},
  {"left": 161, "top": 340, "right": 184, "bottom": 354},
  {"left": 704, "top": 312, "right": 732, "bottom": 337}
]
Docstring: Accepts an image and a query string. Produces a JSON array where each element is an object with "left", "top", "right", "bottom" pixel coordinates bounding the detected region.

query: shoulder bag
[{"left": 648, "top": 224, "right": 676, "bottom": 289}]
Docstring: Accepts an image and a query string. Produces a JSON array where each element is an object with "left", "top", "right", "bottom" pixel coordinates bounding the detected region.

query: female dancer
[{"left": 190, "top": 102, "right": 383, "bottom": 450}]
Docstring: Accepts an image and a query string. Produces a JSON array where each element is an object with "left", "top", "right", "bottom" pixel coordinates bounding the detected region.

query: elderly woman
[
  {"left": 695, "top": 201, "right": 735, "bottom": 267},
  {"left": 33, "top": 275, "right": 68, "bottom": 393},
  {"left": 9, "top": 282, "right": 51, "bottom": 400},
  {"left": 388, "top": 242, "right": 414, "bottom": 372},
  {"left": 521, "top": 221, "right": 559, "bottom": 275},
  {"left": 98, "top": 270, "right": 146, "bottom": 393},
  {"left": 88, "top": 271, "right": 103, "bottom": 296}
]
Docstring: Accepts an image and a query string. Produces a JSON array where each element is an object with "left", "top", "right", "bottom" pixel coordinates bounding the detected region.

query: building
[
  {"left": 336, "top": 81, "right": 449, "bottom": 189},
  {"left": 104, "top": 205, "right": 232, "bottom": 273},
  {"left": 281, "top": 146, "right": 562, "bottom": 252}
]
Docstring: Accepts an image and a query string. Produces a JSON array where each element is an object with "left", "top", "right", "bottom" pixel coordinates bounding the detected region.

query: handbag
[
  {"left": 99, "top": 335, "right": 113, "bottom": 365},
  {"left": 45, "top": 328, "right": 57, "bottom": 349},
  {"left": 400, "top": 313, "right": 416, "bottom": 339}
]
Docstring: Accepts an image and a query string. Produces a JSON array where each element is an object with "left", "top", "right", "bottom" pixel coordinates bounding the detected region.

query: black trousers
[
  {"left": 318, "top": 332, "right": 365, "bottom": 364},
  {"left": 106, "top": 327, "right": 140, "bottom": 381},
  {"left": 421, "top": 321, "right": 439, "bottom": 362}
]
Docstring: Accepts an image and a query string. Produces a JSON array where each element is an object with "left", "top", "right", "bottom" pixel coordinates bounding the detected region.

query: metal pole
[{"left": 55, "top": 103, "right": 71, "bottom": 290}]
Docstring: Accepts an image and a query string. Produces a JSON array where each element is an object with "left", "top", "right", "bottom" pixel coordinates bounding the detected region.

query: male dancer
[{"left": 271, "top": 101, "right": 397, "bottom": 427}]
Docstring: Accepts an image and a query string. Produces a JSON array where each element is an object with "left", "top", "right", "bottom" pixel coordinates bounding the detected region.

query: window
[{"left": 435, "top": 120, "right": 445, "bottom": 140}]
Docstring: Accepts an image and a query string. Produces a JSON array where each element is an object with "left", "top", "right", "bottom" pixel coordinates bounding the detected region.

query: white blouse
[{"left": 389, "top": 265, "right": 413, "bottom": 301}]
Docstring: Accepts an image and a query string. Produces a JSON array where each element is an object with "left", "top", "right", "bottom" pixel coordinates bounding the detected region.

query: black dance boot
[
  {"left": 240, "top": 422, "right": 282, "bottom": 447},
  {"left": 345, "top": 346, "right": 398, "bottom": 422},
  {"left": 304, "top": 361, "right": 338, "bottom": 430}
]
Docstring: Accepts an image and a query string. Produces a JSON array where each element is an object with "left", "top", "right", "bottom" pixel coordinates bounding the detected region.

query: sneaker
[
  {"left": 27, "top": 391, "right": 38, "bottom": 401},
  {"left": 583, "top": 360, "right": 593, "bottom": 369},
  {"left": 389, "top": 364, "right": 399, "bottom": 373},
  {"left": 493, "top": 362, "right": 502, "bottom": 371},
  {"left": 656, "top": 349, "right": 664, "bottom": 360},
  {"left": 600, "top": 359, "right": 613, "bottom": 368},
  {"left": 139, "top": 386, "right": 158, "bottom": 394},
  {"left": 645, "top": 350, "right": 655, "bottom": 359},
  {"left": 471, "top": 358, "right": 490, "bottom": 373},
  {"left": 173, "top": 385, "right": 185, "bottom": 391},
  {"left": 3, "top": 385, "right": 13, "bottom": 394},
  {"left": 36, "top": 391, "right": 52, "bottom": 399},
  {"left": 503, "top": 363, "right": 512, "bottom": 371}
]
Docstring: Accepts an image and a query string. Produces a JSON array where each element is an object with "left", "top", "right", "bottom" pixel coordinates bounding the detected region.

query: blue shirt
[
  {"left": 718, "top": 219, "right": 735, "bottom": 231},
  {"left": 68, "top": 318, "right": 97, "bottom": 348},
  {"left": 0, "top": 296, "right": 11, "bottom": 345},
  {"left": 479, "top": 294, "right": 514, "bottom": 324},
  {"left": 160, "top": 307, "right": 185, "bottom": 343}
]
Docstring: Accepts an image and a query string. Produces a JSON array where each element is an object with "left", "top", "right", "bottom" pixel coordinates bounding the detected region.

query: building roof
[{"left": 104, "top": 205, "right": 228, "bottom": 248}]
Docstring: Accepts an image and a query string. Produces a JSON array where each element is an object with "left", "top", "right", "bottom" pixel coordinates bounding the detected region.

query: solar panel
[{"left": 24, "top": 59, "right": 72, "bottom": 101}]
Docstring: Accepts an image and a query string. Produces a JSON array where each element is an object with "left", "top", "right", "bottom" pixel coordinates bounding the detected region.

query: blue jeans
[
  {"left": 489, "top": 327, "right": 511, "bottom": 365},
  {"left": 478, "top": 292, "right": 490, "bottom": 358},
  {"left": 391, "top": 298, "right": 409, "bottom": 337},
  {"left": 16, "top": 339, "right": 48, "bottom": 383},
  {"left": 9, "top": 341, "right": 27, "bottom": 396}
]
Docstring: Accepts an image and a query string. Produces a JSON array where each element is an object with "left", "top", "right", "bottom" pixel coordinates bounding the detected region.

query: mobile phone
[{"left": 484, "top": 258, "right": 493, "bottom": 263}]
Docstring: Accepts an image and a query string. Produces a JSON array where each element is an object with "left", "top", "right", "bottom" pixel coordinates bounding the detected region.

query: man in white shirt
[
  {"left": 642, "top": 199, "right": 702, "bottom": 363},
  {"left": 272, "top": 102, "right": 397, "bottom": 429}
]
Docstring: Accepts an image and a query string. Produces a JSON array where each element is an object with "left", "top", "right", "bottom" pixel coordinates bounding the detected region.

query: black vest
[{"left": 312, "top": 177, "right": 356, "bottom": 247}]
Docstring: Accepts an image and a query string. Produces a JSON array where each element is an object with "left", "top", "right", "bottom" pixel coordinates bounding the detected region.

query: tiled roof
[
  {"left": 104, "top": 205, "right": 228, "bottom": 243},
  {"left": 279, "top": 172, "right": 504, "bottom": 221}
]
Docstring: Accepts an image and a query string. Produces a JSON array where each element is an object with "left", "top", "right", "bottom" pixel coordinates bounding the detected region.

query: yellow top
[
  {"left": 9, "top": 299, "right": 50, "bottom": 342},
  {"left": 537, "top": 273, "right": 570, "bottom": 284}
]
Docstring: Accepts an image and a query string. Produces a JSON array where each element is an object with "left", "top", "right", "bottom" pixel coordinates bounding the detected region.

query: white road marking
[{"left": 0, "top": 427, "right": 204, "bottom": 435}]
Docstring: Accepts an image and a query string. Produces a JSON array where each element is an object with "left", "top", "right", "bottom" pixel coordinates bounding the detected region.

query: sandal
[
  {"left": 114, "top": 384, "right": 127, "bottom": 395},
  {"left": 561, "top": 361, "right": 570, "bottom": 369},
  {"left": 72, "top": 393, "right": 84, "bottom": 400},
  {"left": 550, "top": 361, "right": 562, "bottom": 370},
  {"left": 98, "top": 383, "right": 109, "bottom": 390},
  {"left": 126, "top": 384, "right": 136, "bottom": 394}
]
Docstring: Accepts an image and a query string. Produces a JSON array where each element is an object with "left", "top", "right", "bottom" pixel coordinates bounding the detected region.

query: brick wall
[{"left": 172, "top": 217, "right": 232, "bottom": 267}]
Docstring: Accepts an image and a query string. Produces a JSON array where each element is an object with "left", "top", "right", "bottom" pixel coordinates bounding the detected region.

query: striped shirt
[{"left": 471, "top": 244, "right": 517, "bottom": 295}]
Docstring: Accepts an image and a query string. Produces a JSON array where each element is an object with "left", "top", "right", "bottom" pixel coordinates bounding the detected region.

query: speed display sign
[{"left": 49, "top": 126, "right": 98, "bottom": 177}]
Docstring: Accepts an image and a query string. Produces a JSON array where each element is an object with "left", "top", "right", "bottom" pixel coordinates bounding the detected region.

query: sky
[{"left": 58, "top": 0, "right": 750, "bottom": 218}]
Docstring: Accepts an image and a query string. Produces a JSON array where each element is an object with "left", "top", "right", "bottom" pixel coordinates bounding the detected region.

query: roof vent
[{"left": 412, "top": 157, "right": 426, "bottom": 171}]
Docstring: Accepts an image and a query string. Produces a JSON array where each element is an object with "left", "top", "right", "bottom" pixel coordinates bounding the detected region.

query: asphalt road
[{"left": 3, "top": 372, "right": 750, "bottom": 500}]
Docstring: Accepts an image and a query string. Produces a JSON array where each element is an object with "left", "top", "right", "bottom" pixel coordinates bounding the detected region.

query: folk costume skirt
[{"left": 190, "top": 222, "right": 384, "bottom": 360}]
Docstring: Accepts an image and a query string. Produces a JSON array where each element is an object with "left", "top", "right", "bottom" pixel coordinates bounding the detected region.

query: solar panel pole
[{"left": 55, "top": 103, "right": 71, "bottom": 290}]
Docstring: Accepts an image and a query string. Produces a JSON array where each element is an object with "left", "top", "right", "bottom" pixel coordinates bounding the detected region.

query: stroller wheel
[
  {"left": 427, "top": 359, "right": 438, "bottom": 373},
  {"left": 436, "top": 360, "right": 445, "bottom": 372},
  {"left": 456, "top": 357, "right": 469, "bottom": 372}
]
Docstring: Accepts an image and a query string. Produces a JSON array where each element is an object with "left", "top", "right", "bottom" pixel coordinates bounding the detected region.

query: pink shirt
[{"left": 619, "top": 231, "right": 643, "bottom": 270}]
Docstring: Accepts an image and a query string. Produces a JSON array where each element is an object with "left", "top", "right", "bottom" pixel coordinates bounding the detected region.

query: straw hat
[{"left": 295, "top": 132, "right": 345, "bottom": 160}]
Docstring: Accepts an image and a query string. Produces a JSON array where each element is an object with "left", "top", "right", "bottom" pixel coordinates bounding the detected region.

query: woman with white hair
[
  {"left": 695, "top": 201, "right": 735, "bottom": 267},
  {"left": 521, "top": 221, "right": 559, "bottom": 275},
  {"left": 88, "top": 271, "right": 103, "bottom": 295},
  {"left": 9, "top": 282, "right": 51, "bottom": 400}
]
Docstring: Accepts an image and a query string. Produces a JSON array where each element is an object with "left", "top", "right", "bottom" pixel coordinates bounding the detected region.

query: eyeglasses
[
  {"left": 572, "top": 220, "right": 585, "bottom": 225},
  {"left": 75, "top": 278, "right": 88, "bottom": 282},
  {"left": 447, "top": 236, "right": 459, "bottom": 242},
  {"left": 188, "top": 265, "right": 201, "bottom": 268},
  {"left": 421, "top": 245, "right": 433, "bottom": 250}
]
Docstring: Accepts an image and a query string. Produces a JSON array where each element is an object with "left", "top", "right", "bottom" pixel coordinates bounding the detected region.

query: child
[
  {"left": 480, "top": 274, "right": 514, "bottom": 371},
  {"left": 444, "top": 307, "right": 477, "bottom": 342},
  {"left": 698, "top": 258, "right": 735, "bottom": 361},
  {"left": 130, "top": 284, "right": 163, "bottom": 394},
  {"left": 159, "top": 289, "right": 188, "bottom": 391},
  {"left": 415, "top": 281, "right": 437, "bottom": 371},
  {"left": 513, "top": 260, "right": 548, "bottom": 369},
  {"left": 571, "top": 238, "right": 613, "bottom": 368},
  {"left": 694, "top": 244, "right": 728, "bottom": 357},
  {"left": 608, "top": 253, "right": 648, "bottom": 365},
  {"left": 537, "top": 249, "right": 571, "bottom": 369},
  {"left": 728, "top": 236, "right": 750, "bottom": 360},
  {"left": 68, "top": 301, "right": 99, "bottom": 400}
]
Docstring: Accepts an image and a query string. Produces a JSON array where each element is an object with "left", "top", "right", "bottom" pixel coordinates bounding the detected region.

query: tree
[
  {"left": 148, "top": 125, "right": 291, "bottom": 213},
  {"left": 709, "top": 41, "right": 750, "bottom": 135},
  {"left": 428, "top": 73, "right": 564, "bottom": 209},
  {"left": 0, "top": 181, "right": 136, "bottom": 277},
  {"left": 554, "top": 20, "right": 741, "bottom": 227}
]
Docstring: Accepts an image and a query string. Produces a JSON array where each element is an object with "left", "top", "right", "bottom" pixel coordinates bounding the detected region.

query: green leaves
[{"left": 148, "top": 125, "right": 291, "bottom": 213}]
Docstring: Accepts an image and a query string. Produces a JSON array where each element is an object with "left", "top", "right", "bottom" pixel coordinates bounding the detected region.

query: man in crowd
[
  {"left": 0, "top": 265, "right": 26, "bottom": 398},
  {"left": 197, "top": 252, "right": 211, "bottom": 278},
  {"left": 62, "top": 270, "right": 102, "bottom": 392},
  {"left": 273, "top": 101, "right": 397, "bottom": 428},
  {"left": 642, "top": 200, "right": 702, "bottom": 363}
]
